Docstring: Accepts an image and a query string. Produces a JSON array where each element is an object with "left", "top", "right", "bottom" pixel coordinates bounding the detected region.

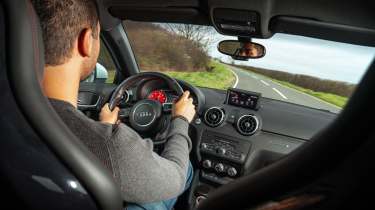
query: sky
[{"left": 208, "top": 33, "right": 375, "bottom": 84}]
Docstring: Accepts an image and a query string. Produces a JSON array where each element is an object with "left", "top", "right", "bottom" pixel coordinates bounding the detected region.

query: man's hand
[
  {"left": 173, "top": 91, "right": 196, "bottom": 123},
  {"left": 100, "top": 103, "right": 119, "bottom": 124}
]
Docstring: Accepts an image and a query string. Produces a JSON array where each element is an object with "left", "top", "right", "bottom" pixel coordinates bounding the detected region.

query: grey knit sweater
[{"left": 49, "top": 98, "right": 192, "bottom": 203}]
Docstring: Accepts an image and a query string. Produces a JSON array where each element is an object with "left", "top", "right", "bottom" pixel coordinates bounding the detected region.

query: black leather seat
[{"left": 0, "top": 1, "right": 123, "bottom": 209}]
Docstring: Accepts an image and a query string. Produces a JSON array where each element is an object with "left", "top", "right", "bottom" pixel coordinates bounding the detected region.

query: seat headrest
[{"left": 4, "top": 0, "right": 45, "bottom": 86}]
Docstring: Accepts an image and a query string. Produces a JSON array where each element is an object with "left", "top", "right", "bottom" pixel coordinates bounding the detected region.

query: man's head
[
  {"left": 239, "top": 42, "right": 262, "bottom": 57},
  {"left": 32, "top": 0, "right": 100, "bottom": 80}
]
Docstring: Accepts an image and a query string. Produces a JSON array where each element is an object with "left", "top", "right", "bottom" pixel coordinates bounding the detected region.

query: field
[
  {"left": 106, "top": 70, "right": 115, "bottom": 83},
  {"left": 228, "top": 64, "right": 351, "bottom": 108},
  {"left": 105, "top": 61, "right": 236, "bottom": 90},
  {"left": 106, "top": 63, "right": 347, "bottom": 108},
  {"left": 165, "top": 61, "right": 235, "bottom": 90},
  {"left": 270, "top": 79, "right": 348, "bottom": 107}
]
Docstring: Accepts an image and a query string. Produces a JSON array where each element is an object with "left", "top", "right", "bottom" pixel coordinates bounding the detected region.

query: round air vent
[
  {"left": 204, "top": 107, "right": 225, "bottom": 127},
  {"left": 236, "top": 115, "right": 259, "bottom": 136}
]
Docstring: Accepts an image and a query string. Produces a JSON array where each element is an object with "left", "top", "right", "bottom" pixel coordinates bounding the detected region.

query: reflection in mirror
[{"left": 218, "top": 40, "right": 265, "bottom": 60}]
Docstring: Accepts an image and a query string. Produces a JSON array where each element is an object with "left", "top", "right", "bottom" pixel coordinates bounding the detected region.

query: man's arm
[
  {"left": 110, "top": 118, "right": 190, "bottom": 203},
  {"left": 101, "top": 91, "right": 196, "bottom": 203}
]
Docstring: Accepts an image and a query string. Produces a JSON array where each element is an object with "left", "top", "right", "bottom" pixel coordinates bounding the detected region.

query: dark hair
[{"left": 31, "top": 0, "right": 99, "bottom": 66}]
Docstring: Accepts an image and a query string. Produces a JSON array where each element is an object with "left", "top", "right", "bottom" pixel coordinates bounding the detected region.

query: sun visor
[
  {"left": 270, "top": 16, "right": 375, "bottom": 47},
  {"left": 103, "top": 0, "right": 208, "bottom": 24}
]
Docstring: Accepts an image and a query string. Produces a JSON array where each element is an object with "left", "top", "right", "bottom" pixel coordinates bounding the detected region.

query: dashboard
[
  {"left": 78, "top": 79, "right": 338, "bottom": 207},
  {"left": 184, "top": 86, "right": 337, "bottom": 203},
  {"left": 116, "top": 78, "right": 337, "bottom": 184},
  {"left": 147, "top": 89, "right": 173, "bottom": 104}
]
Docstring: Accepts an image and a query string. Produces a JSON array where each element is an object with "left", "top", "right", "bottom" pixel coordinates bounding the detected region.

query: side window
[{"left": 83, "top": 39, "right": 116, "bottom": 84}]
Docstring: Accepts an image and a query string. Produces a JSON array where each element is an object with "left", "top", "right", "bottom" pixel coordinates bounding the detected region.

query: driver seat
[{"left": 1, "top": 1, "right": 123, "bottom": 209}]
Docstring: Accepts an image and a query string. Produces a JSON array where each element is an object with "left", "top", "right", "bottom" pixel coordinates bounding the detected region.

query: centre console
[
  {"left": 190, "top": 88, "right": 261, "bottom": 208},
  {"left": 198, "top": 88, "right": 261, "bottom": 185},
  {"left": 199, "top": 130, "right": 252, "bottom": 184}
]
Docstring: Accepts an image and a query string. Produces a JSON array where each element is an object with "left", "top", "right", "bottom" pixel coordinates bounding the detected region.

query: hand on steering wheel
[
  {"left": 107, "top": 72, "right": 192, "bottom": 142},
  {"left": 173, "top": 91, "right": 196, "bottom": 123},
  {"left": 99, "top": 103, "right": 120, "bottom": 125}
]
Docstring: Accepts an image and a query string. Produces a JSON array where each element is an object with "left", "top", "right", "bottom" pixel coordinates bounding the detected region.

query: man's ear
[{"left": 77, "top": 28, "right": 93, "bottom": 58}]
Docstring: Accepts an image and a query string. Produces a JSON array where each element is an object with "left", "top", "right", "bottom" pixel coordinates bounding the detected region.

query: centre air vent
[
  {"left": 204, "top": 107, "right": 225, "bottom": 127},
  {"left": 236, "top": 115, "right": 259, "bottom": 136}
]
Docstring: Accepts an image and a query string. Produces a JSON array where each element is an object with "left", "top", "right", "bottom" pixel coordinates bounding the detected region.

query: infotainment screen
[{"left": 226, "top": 88, "right": 261, "bottom": 110}]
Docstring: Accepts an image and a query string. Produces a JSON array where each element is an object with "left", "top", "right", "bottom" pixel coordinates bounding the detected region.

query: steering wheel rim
[{"left": 108, "top": 72, "right": 184, "bottom": 111}]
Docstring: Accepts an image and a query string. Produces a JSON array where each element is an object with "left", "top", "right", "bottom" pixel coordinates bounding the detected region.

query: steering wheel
[{"left": 108, "top": 72, "right": 184, "bottom": 140}]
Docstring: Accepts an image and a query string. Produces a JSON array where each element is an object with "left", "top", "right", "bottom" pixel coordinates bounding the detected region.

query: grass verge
[
  {"left": 106, "top": 70, "right": 116, "bottom": 83},
  {"left": 271, "top": 79, "right": 348, "bottom": 108},
  {"left": 165, "top": 61, "right": 236, "bottom": 90}
]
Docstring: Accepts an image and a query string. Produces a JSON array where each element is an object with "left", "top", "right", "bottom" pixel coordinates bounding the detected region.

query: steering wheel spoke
[
  {"left": 119, "top": 107, "right": 131, "bottom": 118},
  {"left": 162, "top": 102, "right": 173, "bottom": 113}
]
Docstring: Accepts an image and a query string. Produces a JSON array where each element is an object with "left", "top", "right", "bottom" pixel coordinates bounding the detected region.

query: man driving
[
  {"left": 31, "top": 0, "right": 195, "bottom": 210},
  {"left": 238, "top": 42, "right": 261, "bottom": 57}
]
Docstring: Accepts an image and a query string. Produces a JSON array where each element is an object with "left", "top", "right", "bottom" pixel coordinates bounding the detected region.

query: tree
[{"left": 164, "top": 24, "right": 216, "bottom": 50}]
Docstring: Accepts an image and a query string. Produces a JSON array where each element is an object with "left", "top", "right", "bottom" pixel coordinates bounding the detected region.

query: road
[{"left": 228, "top": 66, "right": 341, "bottom": 113}]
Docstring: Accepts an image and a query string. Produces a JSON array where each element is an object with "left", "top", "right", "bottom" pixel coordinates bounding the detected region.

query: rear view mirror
[{"left": 218, "top": 40, "right": 265, "bottom": 60}]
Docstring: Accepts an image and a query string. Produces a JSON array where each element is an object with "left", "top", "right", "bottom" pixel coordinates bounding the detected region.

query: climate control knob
[
  {"left": 202, "top": 160, "right": 212, "bottom": 169},
  {"left": 227, "top": 167, "right": 237, "bottom": 177},
  {"left": 214, "top": 163, "right": 225, "bottom": 173}
]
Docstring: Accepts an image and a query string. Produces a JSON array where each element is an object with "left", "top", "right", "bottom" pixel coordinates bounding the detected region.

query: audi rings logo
[
  {"left": 133, "top": 103, "right": 156, "bottom": 127},
  {"left": 138, "top": 112, "right": 153, "bottom": 118}
]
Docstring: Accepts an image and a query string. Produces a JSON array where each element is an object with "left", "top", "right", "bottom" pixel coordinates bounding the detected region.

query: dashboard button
[
  {"left": 217, "top": 147, "right": 226, "bottom": 155},
  {"left": 214, "top": 163, "right": 225, "bottom": 173},
  {"left": 202, "top": 160, "right": 212, "bottom": 169},
  {"left": 227, "top": 167, "right": 237, "bottom": 177}
]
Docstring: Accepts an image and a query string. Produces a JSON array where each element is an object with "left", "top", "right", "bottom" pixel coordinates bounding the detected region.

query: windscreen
[{"left": 124, "top": 20, "right": 375, "bottom": 113}]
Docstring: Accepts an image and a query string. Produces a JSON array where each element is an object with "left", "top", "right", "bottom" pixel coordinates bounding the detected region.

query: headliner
[{"left": 97, "top": 0, "right": 375, "bottom": 46}]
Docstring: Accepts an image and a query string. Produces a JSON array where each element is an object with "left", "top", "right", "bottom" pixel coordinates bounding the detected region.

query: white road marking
[
  {"left": 272, "top": 88, "right": 288, "bottom": 100},
  {"left": 271, "top": 81, "right": 341, "bottom": 110},
  {"left": 260, "top": 80, "right": 270, "bottom": 86},
  {"left": 230, "top": 66, "right": 340, "bottom": 111},
  {"left": 228, "top": 67, "right": 239, "bottom": 88}
]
